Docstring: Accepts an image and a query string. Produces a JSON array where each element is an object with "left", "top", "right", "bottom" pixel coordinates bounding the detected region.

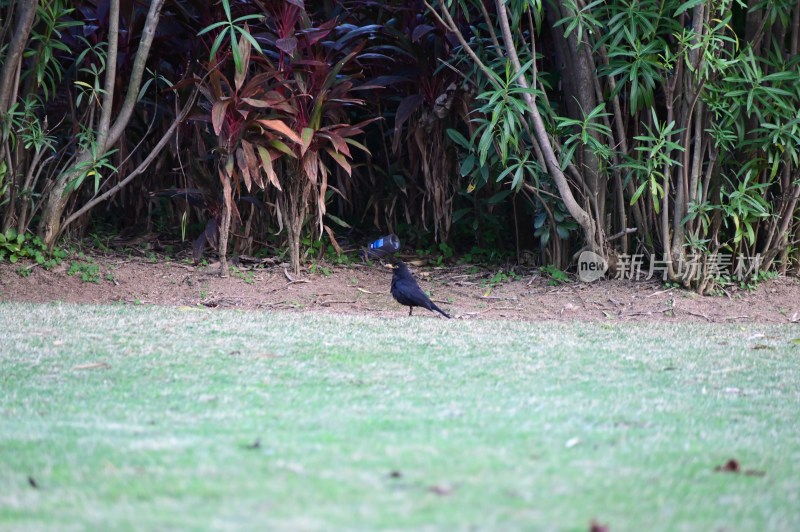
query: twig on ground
[
  {"left": 680, "top": 308, "right": 711, "bottom": 321},
  {"left": 71, "top": 362, "right": 111, "bottom": 370},
  {"left": 461, "top": 306, "right": 519, "bottom": 316},
  {"left": 646, "top": 287, "right": 675, "bottom": 298},
  {"left": 318, "top": 299, "right": 357, "bottom": 307}
]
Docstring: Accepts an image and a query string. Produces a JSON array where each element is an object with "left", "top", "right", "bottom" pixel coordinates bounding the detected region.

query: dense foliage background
[{"left": 1, "top": 0, "right": 798, "bottom": 287}]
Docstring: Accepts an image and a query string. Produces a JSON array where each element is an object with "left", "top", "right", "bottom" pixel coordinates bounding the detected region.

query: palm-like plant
[{"left": 197, "top": 2, "right": 376, "bottom": 274}]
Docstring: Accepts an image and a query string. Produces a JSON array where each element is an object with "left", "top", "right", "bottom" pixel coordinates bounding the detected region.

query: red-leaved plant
[{"left": 196, "top": 1, "right": 377, "bottom": 274}]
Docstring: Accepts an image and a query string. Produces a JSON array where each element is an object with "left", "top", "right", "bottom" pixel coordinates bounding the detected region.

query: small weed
[
  {"left": 309, "top": 262, "right": 333, "bottom": 276},
  {"left": 739, "top": 270, "right": 778, "bottom": 291},
  {"left": 67, "top": 261, "right": 101, "bottom": 283},
  {"left": 459, "top": 246, "right": 505, "bottom": 264},
  {"left": 1, "top": 229, "right": 66, "bottom": 271},
  {"left": 16, "top": 265, "right": 34, "bottom": 277},
  {"left": 89, "top": 233, "right": 112, "bottom": 252},
  {"left": 483, "top": 269, "right": 519, "bottom": 289},
  {"left": 540, "top": 265, "right": 569, "bottom": 285},
  {"left": 230, "top": 267, "right": 256, "bottom": 284}
]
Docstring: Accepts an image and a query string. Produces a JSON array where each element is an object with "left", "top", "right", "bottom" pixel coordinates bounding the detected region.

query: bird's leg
[{"left": 408, "top": 307, "right": 413, "bottom": 316}]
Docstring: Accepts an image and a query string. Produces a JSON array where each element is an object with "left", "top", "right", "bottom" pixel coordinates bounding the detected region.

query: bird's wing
[{"left": 398, "top": 278, "right": 436, "bottom": 306}]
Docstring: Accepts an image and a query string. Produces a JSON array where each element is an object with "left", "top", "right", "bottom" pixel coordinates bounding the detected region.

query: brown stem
[
  {"left": 494, "top": 0, "right": 599, "bottom": 251},
  {"left": 38, "top": 0, "right": 165, "bottom": 248},
  {"left": 58, "top": 90, "right": 198, "bottom": 237},
  {"left": 0, "top": 0, "right": 39, "bottom": 116}
]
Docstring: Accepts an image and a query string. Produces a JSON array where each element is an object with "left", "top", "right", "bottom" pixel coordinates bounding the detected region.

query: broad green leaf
[
  {"left": 446, "top": 129, "right": 470, "bottom": 149},
  {"left": 301, "top": 127, "right": 314, "bottom": 157},
  {"left": 326, "top": 148, "right": 351, "bottom": 176},
  {"left": 325, "top": 214, "right": 351, "bottom": 228},
  {"left": 256, "top": 145, "right": 282, "bottom": 191}
]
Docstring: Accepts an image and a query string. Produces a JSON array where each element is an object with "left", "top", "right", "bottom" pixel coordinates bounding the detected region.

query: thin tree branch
[
  {"left": 0, "top": 0, "right": 39, "bottom": 116},
  {"left": 104, "top": 0, "right": 166, "bottom": 150},
  {"left": 58, "top": 89, "right": 199, "bottom": 237},
  {"left": 96, "top": 0, "right": 119, "bottom": 151},
  {"left": 422, "top": 0, "right": 501, "bottom": 90},
  {"left": 494, "top": 0, "right": 597, "bottom": 248}
]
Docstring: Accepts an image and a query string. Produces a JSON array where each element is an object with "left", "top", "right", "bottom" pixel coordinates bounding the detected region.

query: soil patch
[{"left": 1, "top": 252, "right": 798, "bottom": 323}]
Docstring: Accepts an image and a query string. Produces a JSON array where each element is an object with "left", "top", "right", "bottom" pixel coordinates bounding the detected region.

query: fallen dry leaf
[
  {"left": 589, "top": 519, "right": 609, "bottom": 532},
  {"left": 428, "top": 484, "right": 454, "bottom": 496},
  {"left": 715, "top": 458, "right": 740, "bottom": 472},
  {"left": 71, "top": 362, "right": 111, "bottom": 371},
  {"left": 714, "top": 458, "right": 766, "bottom": 477}
]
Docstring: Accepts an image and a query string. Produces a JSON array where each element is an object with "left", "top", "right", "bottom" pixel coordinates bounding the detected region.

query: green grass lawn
[{"left": 1, "top": 302, "right": 798, "bottom": 530}]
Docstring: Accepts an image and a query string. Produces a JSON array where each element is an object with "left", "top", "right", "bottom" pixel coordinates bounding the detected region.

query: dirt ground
[{"left": 2, "top": 250, "right": 799, "bottom": 324}]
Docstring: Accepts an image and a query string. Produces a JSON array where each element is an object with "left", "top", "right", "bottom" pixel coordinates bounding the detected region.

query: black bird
[{"left": 391, "top": 261, "right": 451, "bottom": 318}]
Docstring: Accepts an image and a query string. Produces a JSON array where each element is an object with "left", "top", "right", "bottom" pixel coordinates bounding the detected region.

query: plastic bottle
[{"left": 362, "top": 234, "right": 400, "bottom": 259}]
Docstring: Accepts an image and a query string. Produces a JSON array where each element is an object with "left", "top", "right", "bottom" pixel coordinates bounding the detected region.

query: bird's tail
[{"left": 431, "top": 303, "right": 451, "bottom": 319}]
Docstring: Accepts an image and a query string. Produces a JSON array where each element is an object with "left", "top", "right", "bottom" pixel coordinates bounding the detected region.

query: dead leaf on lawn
[
  {"left": 589, "top": 519, "right": 609, "bottom": 532},
  {"left": 53, "top": 340, "right": 64, "bottom": 346},
  {"left": 715, "top": 458, "right": 740, "bottom": 472},
  {"left": 28, "top": 476, "right": 39, "bottom": 489},
  {"left": 428, "top": 484, "right": 454, "bottom": 496},
  {"left": 71, "top": 362, "right": 111, "bottom": 371},
  {"left": 713, "top": 458, "right": 766, "bottom": 477},
  {"left": 389, "top": 470, "right": 402, "bottom": 479},
  {"left": 751, "top": 344, "right": 771, "bottom": 350}
]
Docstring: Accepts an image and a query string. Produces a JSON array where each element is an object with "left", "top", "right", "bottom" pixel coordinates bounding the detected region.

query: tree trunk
[
  {"left": 279, "top": 164, "right": 312, "bottom": 275},
  {"left": 494, "top": 0, "right": 602, "bottom": 253},
  {"left": 0, "top": 1, "right": 40, "bottom": 232},
  {"left": 0, "top": 0, "right": 39, "bottom": 116},
  {"left": 218, "top": 178, "right": 232, "bottom": 277},
  {"left": 547, "top": 0, "right": 606, "bottom": 225},
  {"left": 37, "top": 0, "right": 165, "bottom": 249}
]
